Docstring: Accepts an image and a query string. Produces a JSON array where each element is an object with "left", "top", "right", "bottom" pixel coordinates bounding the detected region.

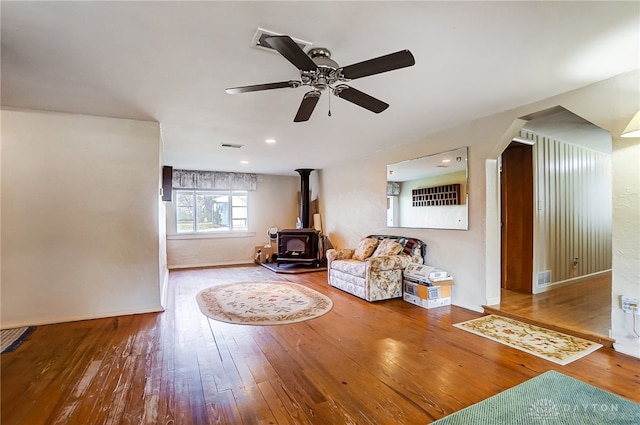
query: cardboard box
[
  {"left": 404, "top": 280, "right": 452, "bottom": 299},
  {"left": 431, "top": 285, "right": 452, "bottom": 298},
  {"left": 254, "top": 246, "right": 274, "bottom": 263},
  {"left": 430, "top": 278, "right": 455, "bottom": 286},
  {"left": 403, "top": 293, "right": 451, "bottom": 309}
]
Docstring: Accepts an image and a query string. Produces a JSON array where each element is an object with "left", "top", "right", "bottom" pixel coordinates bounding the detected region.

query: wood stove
[
  {"left": 276, "top": 229, "right": 320, "bottom": 267},
  {"left": 275, "top": 168, "right": 321, "bottom": 267}
]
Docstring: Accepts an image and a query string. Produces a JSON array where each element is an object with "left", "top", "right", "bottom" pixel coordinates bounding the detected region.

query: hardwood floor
[
  {"left": 2, "top": 266, "right": 639, "bottom": 424},
  {"left": 484, "top": 272, "right": 614, "bottom": 347}
]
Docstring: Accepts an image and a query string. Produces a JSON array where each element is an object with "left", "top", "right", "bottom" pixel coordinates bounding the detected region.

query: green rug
[{"left": 431, "top": 371, "right": 640, "bottom": 424}]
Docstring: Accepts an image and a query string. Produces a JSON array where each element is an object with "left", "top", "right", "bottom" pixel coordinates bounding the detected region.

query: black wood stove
[{"left": 276, "top": 169, "right": 321, "bottom": 267}]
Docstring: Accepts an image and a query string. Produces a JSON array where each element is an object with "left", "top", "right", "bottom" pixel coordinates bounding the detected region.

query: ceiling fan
[{"left": 225, "top": 35, "right": 415, "bottom": 122}]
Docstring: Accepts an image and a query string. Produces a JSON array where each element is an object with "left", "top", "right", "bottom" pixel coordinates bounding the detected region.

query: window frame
[{"left": 175, "top": 189, "right": 249, "bottom": 234}]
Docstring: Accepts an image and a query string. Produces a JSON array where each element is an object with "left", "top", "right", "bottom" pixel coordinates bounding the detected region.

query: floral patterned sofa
[{"left": 326, "top": 235, "right": 427, "bottom": 302}]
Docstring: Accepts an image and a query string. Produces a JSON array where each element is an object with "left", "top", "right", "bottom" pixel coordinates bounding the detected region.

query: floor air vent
[{"left": 537, "top": 270, "right": 552, "bottom": 287}]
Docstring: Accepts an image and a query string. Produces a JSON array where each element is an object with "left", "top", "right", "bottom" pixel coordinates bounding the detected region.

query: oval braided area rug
[{"left": 196, "top": 281, "right": 333, "bottom": 325}]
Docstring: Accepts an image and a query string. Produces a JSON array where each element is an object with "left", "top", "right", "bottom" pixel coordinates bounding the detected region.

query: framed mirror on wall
[{"left": 387, "top": 146, "right": 468, "bottom": 230}]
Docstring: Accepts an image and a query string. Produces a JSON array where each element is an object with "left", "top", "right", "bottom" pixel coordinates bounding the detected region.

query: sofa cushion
[
  {"left": 367, "top": 235, "right": 427, "bottom": 264},
  {"left": 371, "top": 239, "right": 403, "bottom": 258},
  {"left": 331, "top": 259, "right": 367, "bottom": 278},
  {"left": 353, "top": 237, "right": 379, "bottom": 261},
  {"left": 368, "top": 255, "right": 411, "bottom": 271}
]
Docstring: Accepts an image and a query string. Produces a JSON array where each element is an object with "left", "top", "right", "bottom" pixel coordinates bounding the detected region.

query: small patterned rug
[
  {"left": 432, "top": 370, "right": 640, "bottom": 424},
  {"left": 454, "top": 315, "right": 602, "bottom": 365},
  {"left": 1, "top": 326, "right": 36, "bottom": 353},
  {"left": 196, "top": 281, "right": 333, "bottom": 325}
]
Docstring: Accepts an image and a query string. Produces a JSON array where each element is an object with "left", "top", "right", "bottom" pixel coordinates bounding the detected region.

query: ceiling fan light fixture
[
  {"left": 621, "top": 110, "right": 640, "bottom": 138},
  {"left": 308, "top": 47, "right": 339, "bottom": 69}
]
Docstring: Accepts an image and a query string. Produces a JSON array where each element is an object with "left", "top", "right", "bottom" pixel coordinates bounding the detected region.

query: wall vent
[
  {"left": 221, "top": 143, "right": 243, "bottom": 149},
  {"left": 537, "top": 270, "right": 552, "bottom": 287},
  {"left": 251, "top": 28, "right": 312, "bottom": 53}
]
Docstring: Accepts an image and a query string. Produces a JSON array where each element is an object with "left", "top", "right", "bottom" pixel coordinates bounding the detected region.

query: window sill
[{"left": 167, "top": 232, "right": 256, "bottom": 240}]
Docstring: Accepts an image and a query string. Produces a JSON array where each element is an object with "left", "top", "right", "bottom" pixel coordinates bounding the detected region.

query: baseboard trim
[
  {"left": 452, "top": 300, "right": 484, "bottom": 313},
  {"left": 613, "top": 342, "right": 640, "bottom": 359},
  {"left": 168, "top": 260, "right": 252, "bottom": 269},
  {"left": 485, "top": 296, "right": 501, "bottom": 306},
  {"left": 0, "top": 305, "right": 165, "bottom": 330},
  {"left": 534, "top": 269, "right": 612, "bottom": 294}
]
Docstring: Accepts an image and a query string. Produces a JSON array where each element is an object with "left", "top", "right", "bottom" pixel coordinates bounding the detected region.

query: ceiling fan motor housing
[{"left": 304, "top": 47, "right": 340, "bottom": 90}]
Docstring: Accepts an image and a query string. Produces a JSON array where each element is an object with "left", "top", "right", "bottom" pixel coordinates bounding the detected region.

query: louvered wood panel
[{"left": 521, "top": 130, "right": 612, "bottom": 285}]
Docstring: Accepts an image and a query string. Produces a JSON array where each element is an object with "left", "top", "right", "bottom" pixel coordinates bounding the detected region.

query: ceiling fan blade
[
  {"left": 225, "top": 80, "right": 300, "bottom": 94},
  {"left": 338, "top": 50, "right": 415, "bottom": 80},
  {"left": 264, "top": 36, "right": 318, "bottom": 72},
  {"left": 333, "top": 85, "right": 389, "bottom": 113},
  {"left": 294, "top": 91, "right": 321, "bottom": 122}
]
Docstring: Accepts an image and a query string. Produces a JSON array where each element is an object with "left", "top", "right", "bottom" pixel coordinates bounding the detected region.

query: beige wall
[
  {"left": 1, "top": 109, "right": 164, "bottom": 327},
  {"left": 320, "top": 70, "right": 640, "bottom": 357},
  {"left": 165, "top": 174, "right": 299, "bottom": 268}
]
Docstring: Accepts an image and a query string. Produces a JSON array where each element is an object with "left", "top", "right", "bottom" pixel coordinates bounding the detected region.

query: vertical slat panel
[{"left": 526, "top": 130, "right": 612, "bottom": 285}]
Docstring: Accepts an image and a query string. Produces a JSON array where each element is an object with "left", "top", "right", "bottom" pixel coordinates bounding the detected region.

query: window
[{"left": 176, "top": 190, "right": 248, "bottom": 233}]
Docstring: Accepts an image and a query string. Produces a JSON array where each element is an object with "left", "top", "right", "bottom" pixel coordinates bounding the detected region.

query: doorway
[
  {"left": 490, "top": 107, "right": 613, "bottom": 345},
  {"left": 500, "top": 142, "right": 534, "bottom": 294}
]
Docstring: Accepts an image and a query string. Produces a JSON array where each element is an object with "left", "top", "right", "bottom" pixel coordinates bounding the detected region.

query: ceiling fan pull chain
[{"left": 328, "top": 89, "right": 332, "bottom": 117}]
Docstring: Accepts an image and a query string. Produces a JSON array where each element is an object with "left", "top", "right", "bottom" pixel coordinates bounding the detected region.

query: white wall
[
  {"left": 320, "top": 70, "right": 640, "bottom": 357},
  {"left": 1, "top": 109, "right": 164, "bottom": 328},
  {"left": 611, "top": 138, "right": 640, "bottom": 357},
  {"left": 165, "top": 174, "right": 299, "bottom": 268}
]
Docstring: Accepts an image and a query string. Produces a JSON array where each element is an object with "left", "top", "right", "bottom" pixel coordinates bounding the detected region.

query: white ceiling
[
  {"left": 2, "top": 1, "right": 638, "bottom": 176},
  {"left": 523, "top": 108, "right": 613, "bottom": 153}
]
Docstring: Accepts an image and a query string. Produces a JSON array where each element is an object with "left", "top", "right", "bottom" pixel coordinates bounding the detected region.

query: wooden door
[{"left": 501, "top": 142, "right": 534, "bottom": 293}]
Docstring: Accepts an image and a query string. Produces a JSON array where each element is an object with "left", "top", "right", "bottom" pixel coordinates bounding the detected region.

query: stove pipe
[{"left": 295, "top": 168, "right": 314, "bottom": 228}]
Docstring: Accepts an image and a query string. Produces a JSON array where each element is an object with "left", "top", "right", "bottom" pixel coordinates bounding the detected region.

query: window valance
[{"left": 172, "top": 170, "right": 258, "bottom": 191}]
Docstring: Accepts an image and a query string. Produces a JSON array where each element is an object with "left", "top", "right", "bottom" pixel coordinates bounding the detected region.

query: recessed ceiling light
[
  {"left": 442, "top": 159, "right": 451, "bottom": 163},
  {"left": 240, "top": 160, "right": 249, "bottom": 164},
  {"left": 265, "top": 138, "right": 277, "bottom": 144}
]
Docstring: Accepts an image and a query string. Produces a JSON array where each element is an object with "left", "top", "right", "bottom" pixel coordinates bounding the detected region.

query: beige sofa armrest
[
  {"left": 326, "top": 248, "right": 355, "bottom": 262},
  {"left": 366, "top": 254, "right": 410, "bottom": 271}
]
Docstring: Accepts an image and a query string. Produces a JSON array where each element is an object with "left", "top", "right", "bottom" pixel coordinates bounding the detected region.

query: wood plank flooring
[
  {"left": 484, "top": 272, "right": 615, "bottom": 347},
  {"left": 2, "top": 266, "right": 639, "bottom": 424}
]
